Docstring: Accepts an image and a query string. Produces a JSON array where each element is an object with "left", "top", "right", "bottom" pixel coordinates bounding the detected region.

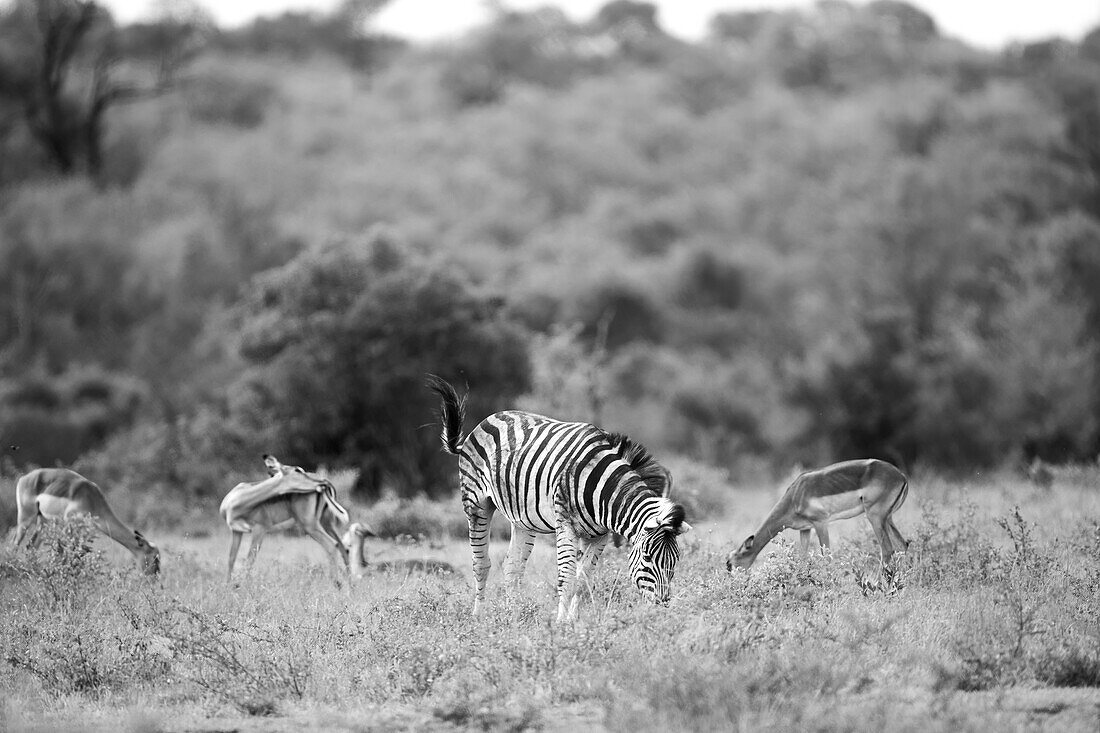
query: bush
[
  {"left": 671, "top": 249, "right": 745, "bottom": 310},
  {"left": 1, "top": 518, "right": 171, "bottom": 695},
  {"left": 663, "top": 456, "right": 735, "bottom": 520},
  {"left": 0, "top": 366, "right": 148, "bottom": 469},
  {"left": 132, "top": 594, "right": 310, "bottom": 715},
  {"left": 184, "top": 71, "right": 277, "bottom": 128},
  {"left": 365, "top": 495, "right": 469, "bottom": 542},
  {"left": 226, "top": 232, "right": 530, "bottom": 497}
]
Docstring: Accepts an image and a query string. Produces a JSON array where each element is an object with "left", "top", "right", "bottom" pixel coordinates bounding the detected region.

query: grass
[{"left": 1, "top": 469, "right": 1099, "bottom": 732}]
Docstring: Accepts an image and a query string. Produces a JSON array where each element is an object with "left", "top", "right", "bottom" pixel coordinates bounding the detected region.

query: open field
[{"left": 2, "top": 469, "right": 1100, "bottom": 732}]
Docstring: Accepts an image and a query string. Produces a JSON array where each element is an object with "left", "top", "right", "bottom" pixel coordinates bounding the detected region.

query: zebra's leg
[
  {"left": 464, "top": 491, "right": 495, "bottom": 615},
  {"left": 568, "top": 533, "right": 611, "bottom": 619},
  {"left": 505, "top": 527, "right": 537, "bottom": 589},
  {"left": 554, "top": 521, "right": 580, "bottom": 623}
]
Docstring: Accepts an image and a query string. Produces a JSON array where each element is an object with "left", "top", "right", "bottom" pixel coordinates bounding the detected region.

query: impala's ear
[
  {"left": 741, "top": 535, "right": 755, "bottom": 551},
  {"left": 344, "top": 522, "right": 378, "bottom": 543}
]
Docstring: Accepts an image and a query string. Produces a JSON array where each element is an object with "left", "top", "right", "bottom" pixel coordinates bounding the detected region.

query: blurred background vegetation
[{"left": 2, "top": 0, "right": 1100, "bottom": 517}]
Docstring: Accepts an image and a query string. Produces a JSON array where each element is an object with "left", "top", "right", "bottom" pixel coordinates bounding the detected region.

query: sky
[{"left": 103, "top": 0, "right": 1100, "bottom": 50}]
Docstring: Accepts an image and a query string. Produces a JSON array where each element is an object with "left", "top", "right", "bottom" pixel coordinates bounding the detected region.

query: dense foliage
[{"left": 2, "top": 0, "right": 1100, "bottom": 498}]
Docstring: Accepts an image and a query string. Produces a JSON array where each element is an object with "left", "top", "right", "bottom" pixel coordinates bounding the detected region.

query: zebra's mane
[{"left": 605, "top": 432, "right": 669, "bottom": 495}]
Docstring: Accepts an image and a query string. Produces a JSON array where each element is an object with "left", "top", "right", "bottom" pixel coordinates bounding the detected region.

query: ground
[{"left": 2, "top": 470, "right": 1099, "bottom": 732}]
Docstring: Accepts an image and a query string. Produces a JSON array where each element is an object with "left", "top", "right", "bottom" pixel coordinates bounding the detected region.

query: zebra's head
[{"left": 629, "top": 499, "right": 691, "bottom": 604}]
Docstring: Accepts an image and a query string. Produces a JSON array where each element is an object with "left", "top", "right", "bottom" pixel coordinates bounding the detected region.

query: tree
[
  {"left": 226, "top": 230, "right": 530, "bottom": 497},
  {"left": 0, "top": 0, "right": 209, "bottom": 185}
]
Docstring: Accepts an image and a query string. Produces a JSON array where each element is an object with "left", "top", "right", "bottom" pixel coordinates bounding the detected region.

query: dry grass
[{"left": 2, "top": 469, "right": 1099, "bottom": 732}]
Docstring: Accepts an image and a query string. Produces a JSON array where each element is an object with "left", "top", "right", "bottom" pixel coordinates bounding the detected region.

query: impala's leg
[
  {"left": 244, "top": 527, "right": 268, "bottom": 574},
  {"left": 862, "top": 503, "right": 894, "bottom": 566},
  {"left": 505, "top": 527, "right": 537, "bottom": 588},
  {"left": 320, "top": 512, "right": 351, "bottom": 571},
  {"left": 813, "top": 523, "right": 831, "bottom": 554},
  {"left": 24, "top": 515, "right": 46, "bottom": 548},
  {"left": 303, "top": 524, "right": 348, "bottom": 580},
  {"left": 568, "top": 534, "right": 611, "bottom": 619},
  {"left": 13, "top": 477, "right": 40, "bottom": 548},
  {"left": 227, "top": 531, "right": 243, "bottom": 581},
  {"left": 14, "top": 511, "right": 40, "bottom": 548},
  {"left": 885, "top": 517, "right": 909, "bottom": 555},
  {"left": 463, "top": 490, "right": 495, "bottom": 615},
  {"left": 799, "top": 529, "right": 812, "bottom": 554},
  {"left": 554, "top": 521, "right": 580, "bottom": 623}
]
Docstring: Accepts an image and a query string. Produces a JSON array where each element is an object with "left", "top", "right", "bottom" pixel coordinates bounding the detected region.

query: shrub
[
  {"left": 227, "top": 233, "right": 531, "bottom": 498},
  {"left": 1, "top": 519, "right": 171, "bottom": 695},
  {"left": 184, "top": 71, "right": 278, "bottom": 128},
  {"left": 365, "top": 495, "right": 469, "bottom": 542},
  {"left": 133, "top": 594, "right": 311, "bottom": 715},
  {"left": 3, "top": 515, "right": 108, "bottom": 610},
  {"left": 906, "top": 499, "right": 999, "bottom": 587},
  {"left": 663, "top": 456, "right": 735, "bottom": 520}
]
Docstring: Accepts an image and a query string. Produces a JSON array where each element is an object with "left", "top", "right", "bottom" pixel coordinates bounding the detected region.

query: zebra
[{"left": 427, "top": 375, "right": 691, "bottom": 620}]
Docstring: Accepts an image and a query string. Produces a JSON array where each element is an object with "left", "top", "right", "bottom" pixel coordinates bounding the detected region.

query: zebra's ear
[{"left": 644, "top": 504, "right": 689, "bottom": 534}]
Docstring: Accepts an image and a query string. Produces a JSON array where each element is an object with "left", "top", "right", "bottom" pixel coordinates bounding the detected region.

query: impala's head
[
  {"left": 726, "top": 535, "right": 757, "bottom": 571},
  {"left": 341, "top": 521, "right": 377, "bottom": 550},
  {"left": 135, "top": 531, "right": 161, "bottom": 576},
  {"left": 263, "top": 453, "right": 297, "bottom": 477},
  {"left": 341, "top": 522, "right": 377, "bottom": 575},
  {"left": 630, "top": 499, "right": 691, "bottom": 604}
]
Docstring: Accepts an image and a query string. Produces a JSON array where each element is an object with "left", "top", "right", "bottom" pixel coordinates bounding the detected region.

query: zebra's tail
[{"left": 426, "top": 374, "right": 466, "bottom": 455}]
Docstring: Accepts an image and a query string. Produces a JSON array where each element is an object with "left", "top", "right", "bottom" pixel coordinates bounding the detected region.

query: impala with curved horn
[
  {"left": 727, "top": 459, "right": 909, "bottom": 571},
  {"left": 219, "top": 454, "right": 353, "bottom": 581},
  {"left": 13, "top": 468, "right": 161, "bottom": 575}
]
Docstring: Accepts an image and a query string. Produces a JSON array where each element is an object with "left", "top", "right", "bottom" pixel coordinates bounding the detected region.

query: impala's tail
[
  {"left": 320, "top": 484, "right": 350, "bottom": 525},
  {"left": 889, "top": 476, "right": 910, "bottom": 516},
  {"left": 426, "top": 374, "right": 466, "bottom": 455}
]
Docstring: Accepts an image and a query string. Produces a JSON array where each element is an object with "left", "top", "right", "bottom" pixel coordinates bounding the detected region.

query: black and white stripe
[{"left": 428, "top": 375, "right": 689, "bottom": 619}]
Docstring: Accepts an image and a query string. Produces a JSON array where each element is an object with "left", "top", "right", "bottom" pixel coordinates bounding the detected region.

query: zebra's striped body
[{"left": 428, "top": 376, "right": 689, "bottom": 619}]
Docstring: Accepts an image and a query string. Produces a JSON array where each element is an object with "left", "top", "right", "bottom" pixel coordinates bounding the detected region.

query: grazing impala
[
  {"left": 726, "top": 459, "right": 909, "bottom": 571},
  {"left": 220, "top": 455, "right": 352, "bottom": 581},
  {"left": 13, "top": 468, "right": 161, "bottom": 575}
]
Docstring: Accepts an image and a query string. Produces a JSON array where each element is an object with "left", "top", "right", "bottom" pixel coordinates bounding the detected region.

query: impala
[
  {"left": 13, "top": 468, "right": 161, "bottom": 575},
  {"left": 726, "top": 459, "right": 909, "bottom": 571},
  {"left": 219, "top": 454, "right": 352, "bottom": 581}
]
